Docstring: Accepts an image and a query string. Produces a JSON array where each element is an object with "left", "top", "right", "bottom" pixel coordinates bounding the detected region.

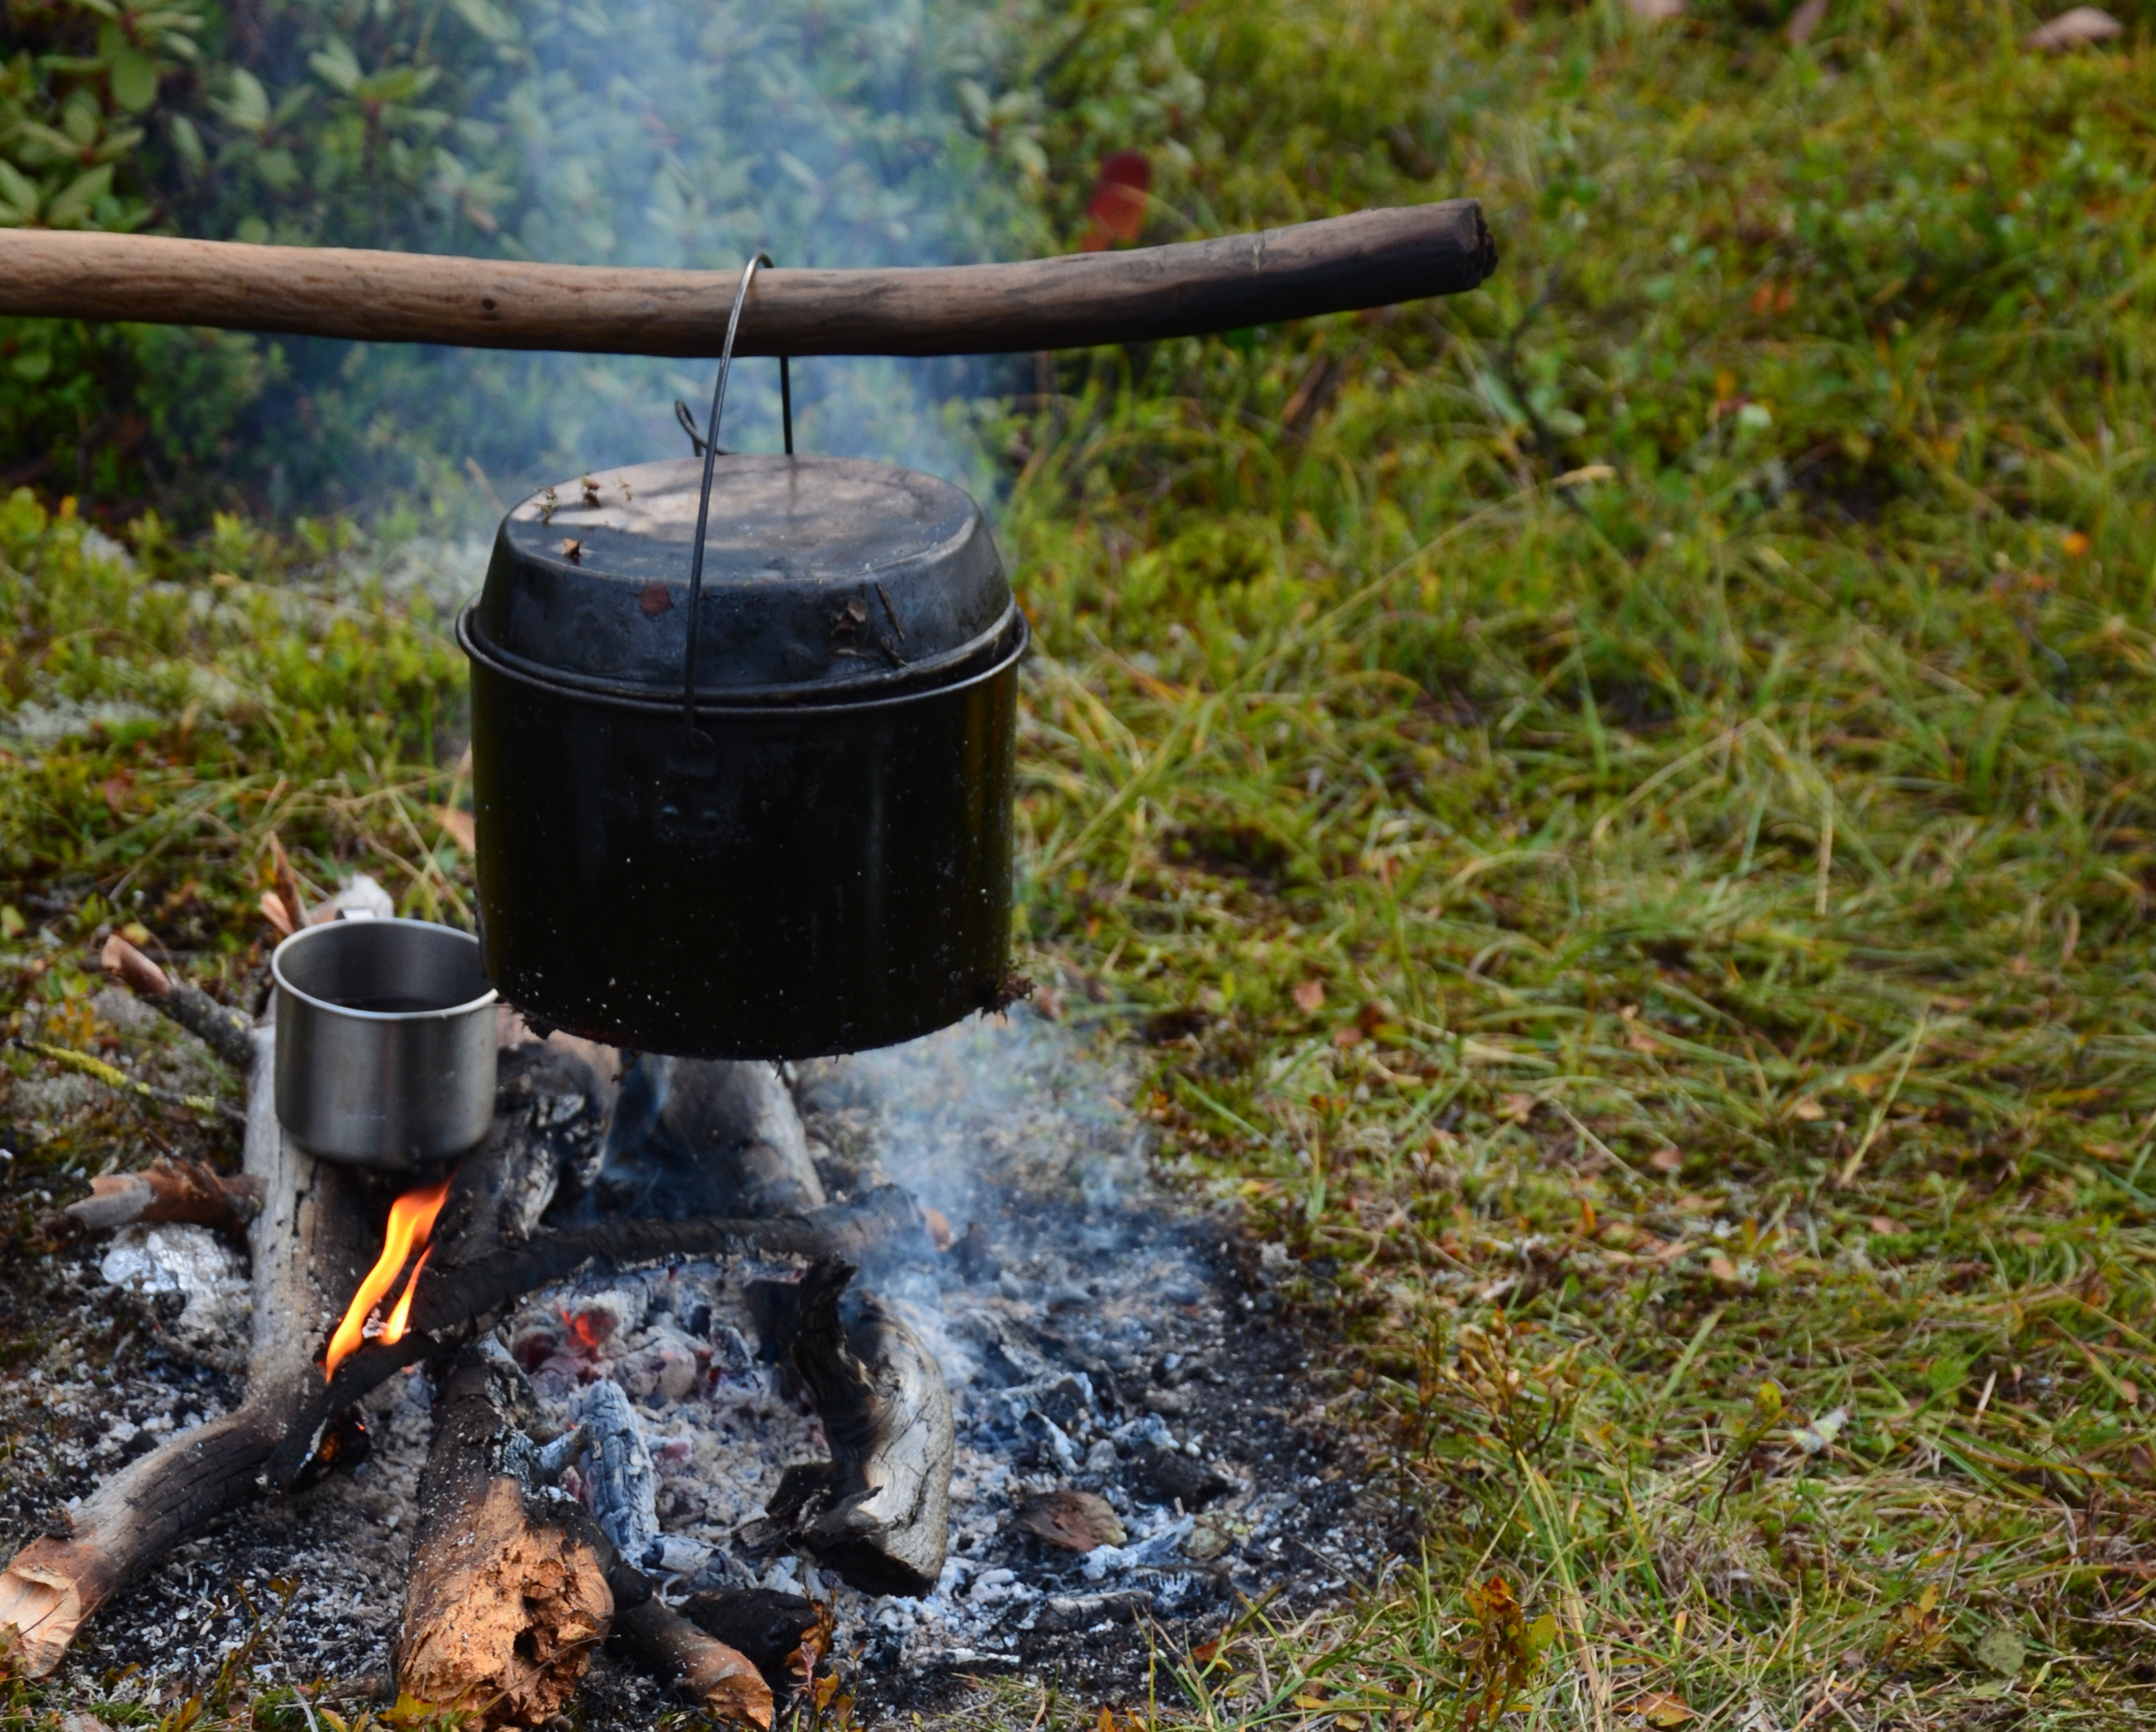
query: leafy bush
[{"left": 0, "top": 0, "right": 1201, "bottom": 521}]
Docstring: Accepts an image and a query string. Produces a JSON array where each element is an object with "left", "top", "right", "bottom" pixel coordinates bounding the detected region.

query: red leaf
[{"left": 1081, "top": 151, "right": 1151, "bottom": 252}]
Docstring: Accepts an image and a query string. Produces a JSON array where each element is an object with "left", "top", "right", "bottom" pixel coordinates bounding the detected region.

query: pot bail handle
[{"left": 681, "top": 251, "right": 789, "bottom": 729}]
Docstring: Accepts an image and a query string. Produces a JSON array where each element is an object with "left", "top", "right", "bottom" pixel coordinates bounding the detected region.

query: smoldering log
[
  {"left": 750, "top": 1256, "right": 954, "bottom": 1598},
  {"left": 396, "top": 1344, "right": 771, "bottom": 1728},
  {"left": 596, "top": 1057, "right": 825, "bottom": 1219},
  {"left": 63, "top": 1157, "right": 264, "bottom": 1237},
  {"left": 396, "top": 1348, "right": 614, "bottom": 1727},
  {"left": 0, "top": 203, "right": 1497, "bottom": 358},
  {"left": 0, "top": 1024, "right": 380, "bottom": 1678},
  {"left": 98, "top": 935, "right": 254, "bottom": 1072}
]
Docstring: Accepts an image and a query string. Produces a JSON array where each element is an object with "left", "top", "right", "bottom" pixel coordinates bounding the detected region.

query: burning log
[
  {"left": 0, "top": 1023, "right": 380, "bottom": 1677},
  {"left": 63, "top": 1156, "right": 264, "bottom": 1237},
  {"left": 750, "top": 1256, "right": 954, "bottom": 1598},
  {"left": 396, "top": 1344, "right": 770, "bottom": 1728},
  {"left": 98, "top": 935, "right": 254, "bottom": 1072},
  {"left": 0, "top": 203, "right": 1497, "bottom": 359},
  {"left": 273, "top": 1183, "right": 928, "bottom": 1486}
]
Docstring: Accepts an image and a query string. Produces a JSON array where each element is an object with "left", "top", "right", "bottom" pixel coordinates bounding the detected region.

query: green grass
[{"left": 11, "top": 0, "right": 2156, "bottom": 1723}]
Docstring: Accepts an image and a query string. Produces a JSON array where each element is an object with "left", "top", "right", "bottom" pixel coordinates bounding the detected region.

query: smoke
[{"left": 266, "top": 0, "right": 1046, "bottom": 524}]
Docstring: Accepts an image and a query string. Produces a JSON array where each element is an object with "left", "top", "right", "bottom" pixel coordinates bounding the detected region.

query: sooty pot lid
[{"left": 468, "top": 455, "right": 1010, "bottom": 702}]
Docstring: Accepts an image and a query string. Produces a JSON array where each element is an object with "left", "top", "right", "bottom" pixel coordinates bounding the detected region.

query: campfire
[{"left": 0, "top": 906, "right": 1385, "bottom": 1725}]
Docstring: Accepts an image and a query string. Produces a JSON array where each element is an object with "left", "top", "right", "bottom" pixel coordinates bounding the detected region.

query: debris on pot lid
[{"left": 471, "top": 455, "right": 1012, "bottom": 701}]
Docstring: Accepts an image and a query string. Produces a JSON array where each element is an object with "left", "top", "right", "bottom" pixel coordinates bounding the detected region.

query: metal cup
[{"left": 272, "top": 916, "right": 498, "bottom": 1167}]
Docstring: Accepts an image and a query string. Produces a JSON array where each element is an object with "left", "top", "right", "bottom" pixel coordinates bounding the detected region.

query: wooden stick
[
  {"left": 63, "top": 1156, "right": 264, "bottom": 1237},
  {"left": 98, "top": 935, "right": 255, "bottom": 1072},
  {"left": 0, "top": 203, "right": 1495, "bottom": 358}
]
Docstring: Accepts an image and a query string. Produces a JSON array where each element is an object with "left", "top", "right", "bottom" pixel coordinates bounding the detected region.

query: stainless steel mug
[{"left": 272, "top": 916, "right": 498, "bottom": 1167}]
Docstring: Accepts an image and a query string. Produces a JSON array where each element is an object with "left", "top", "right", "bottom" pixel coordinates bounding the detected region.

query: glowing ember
[{"left": 325, "top": 1177, "right": 450, "bottom": 1379}]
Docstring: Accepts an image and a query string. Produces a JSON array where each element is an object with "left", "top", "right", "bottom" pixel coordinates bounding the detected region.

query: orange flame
[{"left": 325, "top": 1177, "right": 451, "bottom": 1380}]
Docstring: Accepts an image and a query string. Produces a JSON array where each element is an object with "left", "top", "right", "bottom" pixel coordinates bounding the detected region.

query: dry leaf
[
  {"left": 1293, "top": 978, "right": 1326, "bottom": 1013},
  {"left": 1625, "top": 0, "right": 1686, "bottom": 18},
  {"left": 1622, "top": 1693, "right": 1695, "bottom": 1728},
  {"left": 1498, "top": 1093, "right": 1536, "bottom": 1122},
  {"left": 1786, "top": 0, "right": 1828, "bottom": 42},
  {"left": 433, "top": 805, "right": 476, "bottom": 852},
  {"left": 1869, "top": 1215, "right": 1905, "bottom": 1235},
  {"left": 1707, "top": 1254, "right": 1739, "bottom": 1283},
  {"left": 1791, "top": 1097, "right": 1826, "bottom": 1121},
  {"left": 1013, "top": 1490, "right": 1126, "bottom": 1552},
  {"left": 2119, "top": 1377, "right": 2139, "bottom": 1406},
  {"left": 2025, "top": 6, "right": 2120, "bottom": 48},
  {"left": 1649, "top": 1147, "right": 1684, "bottom": 1173},
  {"left": 260, "top": 890, "right": 295, "bottom": 939},
  {"left": 1332, "top": 1024, "right": 1364, "bottom": 1048}
]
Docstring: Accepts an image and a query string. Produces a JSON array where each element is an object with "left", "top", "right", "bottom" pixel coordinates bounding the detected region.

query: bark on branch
[{"left": 0, "top": 203, "right": 1496, "bottom": 358}]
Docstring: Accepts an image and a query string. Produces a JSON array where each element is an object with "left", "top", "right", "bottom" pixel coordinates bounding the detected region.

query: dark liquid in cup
[{"left": 332, "top": 993, "right": 454, "bottom": 1014}]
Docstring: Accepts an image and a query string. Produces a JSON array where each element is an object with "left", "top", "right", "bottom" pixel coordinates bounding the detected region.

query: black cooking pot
[{"left": 458, "top": 452, "right": 1024, "bottom": 1060}]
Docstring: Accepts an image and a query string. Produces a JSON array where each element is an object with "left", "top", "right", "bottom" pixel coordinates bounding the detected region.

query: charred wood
[
  {"left": 589, "top": 1057, "right": 824, "bottom": 1220},
  {"left": 748, "top": 1256, "right": 953, "bottom": 1597},
  {"left": 612, "top": 1594, "right": 772, "bottom": 1725},
  {"left": 394, "top": 1346, "right": 616, "bottom": 1726},
  {"left": 680, "top": 1589, "right": 828, "bottom": 1706},
  {"left": 396, "top": 1344, "right": 770, "bottom": 1728}
]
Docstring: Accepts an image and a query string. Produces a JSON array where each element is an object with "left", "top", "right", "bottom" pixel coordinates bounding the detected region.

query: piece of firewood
[
  {"left": 679, "top": 1590, "right": 828, "bottom": 1706},
  {"left": 98, "top": 935, "right": 254, "bottom": 1071},
  {"left": 63, "top": 1156, "right": 265, "bottom": 1236},
  {"left": 612, "top": 1594, "right": 773, "bottom": 1725},
  {"left": 0, "top": 205, "right": 1498, "bottom": 357},
  {"left": 395, "top": 1346, "right": 614, "bottom": 1727},
  {"left": 598, "top": 1057, "right": 824, "bottom": 1219},
  {"left": 751, "top": 1256, "right": 953, "bottom": 1597},
  {"left": 396, "top": 1344, "right": 770, "bottom": 1728},
  {"left": 0, "top": 1023, "right": 379, "bottom": 1678}
]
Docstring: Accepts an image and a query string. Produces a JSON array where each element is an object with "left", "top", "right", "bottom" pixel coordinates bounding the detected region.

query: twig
[{"left": 18, "top": 1040, "right": 243, "bottom": 1126}]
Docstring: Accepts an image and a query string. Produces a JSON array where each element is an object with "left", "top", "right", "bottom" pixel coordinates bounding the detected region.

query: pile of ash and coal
[{"left": 31, "top": 1013, "right": 1395, "bottom": 1715}]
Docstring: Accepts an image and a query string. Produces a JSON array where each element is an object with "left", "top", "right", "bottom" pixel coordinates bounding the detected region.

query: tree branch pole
[{"left": 0, "top": 202, "right": 1495, "bottom": 357}]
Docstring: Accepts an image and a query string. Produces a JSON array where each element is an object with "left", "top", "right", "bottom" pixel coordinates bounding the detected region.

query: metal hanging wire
[{"left": 679, "top": 252, "right": 793, "bottom": 728}]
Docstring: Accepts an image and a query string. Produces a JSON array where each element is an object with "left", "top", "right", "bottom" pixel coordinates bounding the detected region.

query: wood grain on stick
[{"left": 0, "top": 202, "right": 1495, "bottom": 357}]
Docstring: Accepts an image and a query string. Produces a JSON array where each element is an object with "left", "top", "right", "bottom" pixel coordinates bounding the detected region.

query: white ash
[{"left": 98, "top": 1223, "right": 249, "bottom": 1369}]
